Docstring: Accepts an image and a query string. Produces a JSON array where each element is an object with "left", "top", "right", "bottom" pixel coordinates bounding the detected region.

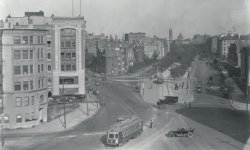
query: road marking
[
  {"left": 82, "top": 132, "right": 106, "bottom": 136},
  {"left": 55, "top": 135, "right": 77, "bottom": 139}
]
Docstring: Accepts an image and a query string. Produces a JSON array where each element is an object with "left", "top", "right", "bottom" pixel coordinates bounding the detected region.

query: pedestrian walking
[
  {"left": 182, "top": 82, "right": 184, "bottom": 89},
  {"left": 175, "top": 83, "right": 178, "bottom": 90},
  {"left": 150, "top": 120, "right": 153, "bottom": 128}
]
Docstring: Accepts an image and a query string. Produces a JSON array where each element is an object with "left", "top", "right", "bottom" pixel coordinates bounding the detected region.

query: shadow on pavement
[
  {"left": 176, "top": 107, "right": 250, "bottom": 144},
  {"left": 99, "top": 134, "right": 107, "bottom": 147}
]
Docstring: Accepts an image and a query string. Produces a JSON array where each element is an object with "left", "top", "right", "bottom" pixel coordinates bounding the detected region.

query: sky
[{"left": 0, "top": 0, "right": 250, "bottom": 39}]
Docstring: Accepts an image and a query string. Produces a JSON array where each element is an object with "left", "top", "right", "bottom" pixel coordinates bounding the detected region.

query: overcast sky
[{"left": 0, "top": 0, "right": 250, "bottom": 38}]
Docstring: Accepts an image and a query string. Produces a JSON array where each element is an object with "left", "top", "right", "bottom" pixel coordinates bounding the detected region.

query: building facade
[
  {"left": 0, "top": 11, "right": 86, "bottom": 128},
  {"left": 125, "top": 32, "right": 146, "bottom": 44},
  {"left": 192, "top": 34, "right": 211, "bottom": 45},
  {"left": 144, "top": 36, "right": 165, "bottom": 59},
  {"left": 238, "top": 35, "right": 250, "bottom": 67},
  {"left": 0, "top": 29, "right": 48, "bottom": 128},
  {"left": 51, "top": 17, "right": 86, "bottom": 96},
  {"left": 218, "top": 34, "right": 239, "bottom": 59}
]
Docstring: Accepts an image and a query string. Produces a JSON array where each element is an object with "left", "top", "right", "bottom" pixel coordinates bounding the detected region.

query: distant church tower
[
  {"left": 169, "top": 28, "right": 173, "bottom": 41},
  {"left": 167, "top": 27, "right": 173, "bottom": 53}
]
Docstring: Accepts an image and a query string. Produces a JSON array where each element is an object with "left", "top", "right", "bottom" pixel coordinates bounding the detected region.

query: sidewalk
[
  {"left": 6, "top": 94, "right": 100, "bottom": 134},
  {"left": 142, "top": 65, "right": 194, "bottom": 104}
]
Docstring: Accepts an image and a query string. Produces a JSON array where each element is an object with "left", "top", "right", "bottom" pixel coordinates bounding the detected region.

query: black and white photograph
[{"left": 0, "top": 0, "right": 250, "bottom": 149}]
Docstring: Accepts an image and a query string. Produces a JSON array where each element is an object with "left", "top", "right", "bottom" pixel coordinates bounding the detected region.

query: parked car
[{"left": 167, "top": 128, "right": 195, "bottom": 138}]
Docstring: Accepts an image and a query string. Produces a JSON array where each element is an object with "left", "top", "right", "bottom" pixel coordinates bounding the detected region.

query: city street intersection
[{"left": 4, "top": 59, "right": 250, "bottom": 150}]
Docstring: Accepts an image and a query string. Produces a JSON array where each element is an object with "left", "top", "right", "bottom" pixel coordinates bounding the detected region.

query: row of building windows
[
  {"left": 14, "top": 48, "right": 44, "bottom": 60},
  {"left": 61, "top": 52, "right": 76, "bottom": 59},
  {"left": 14, "top": 50, "right": 33, "bottom": 60},
  {"left": 0, "top": 113, "right": 37, "bottom": 123},
  {"left": 61, "top": 64, "right": 76, "bottom": 71},
  {"left": 15, "top": 95, "right": 44, "bottom": 107},
  {"left": 14, "top": 36, "right": 44, "bottom": 45},
  {"left": 14, "top": 64, "right": 50, "bottom": 75},
  {"left": 15, "top": 96, "right": 34, "bottom": 107},
  {"left": 14, "top": 65, "right": 33, "bottom": 75},
  {"left": 14, "top": 78, "right": 45, "bottom": 91},
  {"left": 61, "top": 41, "right": 76, "bottom": 48},
  {"left": 14, "top": 81, "right": 33, "bottom": 91}
]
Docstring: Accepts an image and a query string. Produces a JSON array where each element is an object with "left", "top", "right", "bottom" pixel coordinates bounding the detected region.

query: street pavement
[
  {"left": 4, "top": 80, "right": 153, "bottom": 150},
  {"left": 5, "top": 94, "right": 99, "bottom": 135},
  {"left": 3, "top": 60, "right": 250, "bottom": 150}
]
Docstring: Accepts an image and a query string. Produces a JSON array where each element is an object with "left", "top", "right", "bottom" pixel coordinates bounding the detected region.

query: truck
[{"left": 157, "top": 96, "right": 178, "bottom": 108}]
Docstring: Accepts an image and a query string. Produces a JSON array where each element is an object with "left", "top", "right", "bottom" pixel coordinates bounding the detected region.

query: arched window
[
  {"left": 4, "top": 114, "right": 9, "bottom": 123},
  {"left": 39, "top": 95, "right": 44, "bottom": 103},
  {"left": 16, "top": 114, "right": 22, "bottom": 123},
  {"left": 48, "top": 91, "right": 52, "bottom": 98}
]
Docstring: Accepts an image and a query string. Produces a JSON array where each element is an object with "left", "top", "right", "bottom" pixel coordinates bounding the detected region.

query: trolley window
[
  {"left": 108, "top": 133, "right": 118, "bottom": 138},
  {"left": 109, "top": 134, "right": 114, "bottom": 138}
]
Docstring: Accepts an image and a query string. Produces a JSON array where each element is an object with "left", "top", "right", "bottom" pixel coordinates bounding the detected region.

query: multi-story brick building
[
  {"left": 124, "top": 32, "right": 146, "bottom": 44},
  {"left": 217, "top": 34, "right": 240, "bottom": 59},
  {"left": 0, "top": 11, "right": 86, "bottom": 128},
  {"left": 0, "top": 29, "right": 48, "bottom": 128},
  {"left": 144, "top": 36, "right": 165, "bottom": 59},
  {"left": 192, "top": 34, "right": 211, "bottom": 45}
]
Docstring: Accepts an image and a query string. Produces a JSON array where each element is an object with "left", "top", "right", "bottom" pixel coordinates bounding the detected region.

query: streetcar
[{"left": 106, "top": 116, "right": 143, "bottom": 147}]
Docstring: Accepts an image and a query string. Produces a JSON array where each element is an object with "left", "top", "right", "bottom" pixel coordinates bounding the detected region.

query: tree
[
  {"left": 85, "top": 52, "right": 95, "bottom": 68},
  {"left": 152, "top": 51, "right": 159, "bottom": 60},
  {"left": 227, "top": 43, "right": 238, "bottom": 67}
]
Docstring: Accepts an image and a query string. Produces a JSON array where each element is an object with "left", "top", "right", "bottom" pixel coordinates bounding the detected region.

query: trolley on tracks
[{"left": 106, "top": 116, "right": 143, "bottom": 147}]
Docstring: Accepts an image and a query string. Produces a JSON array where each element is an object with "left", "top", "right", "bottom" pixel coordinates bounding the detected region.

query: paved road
[
  {"left": 5, "top": 60, "right": 250, "bottom": 150},
  {"left": 6, "top": 81, "right": 153, "bottom": 150}
]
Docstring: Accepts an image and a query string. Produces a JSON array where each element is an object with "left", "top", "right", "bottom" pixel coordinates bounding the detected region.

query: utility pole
[
  {"left": 72, "top": 0, "right": 74, "bottom": 17},
  {"left": 80, "top": 0, "right": 81, "bottom": 16},
  {"left": 247, "top": 51, "right": 249, "bottom": 112},
  {"left": 142, "top": 75, "right": 144, "bottom": 96},
  {"left": 1, "top": 104, "right": 4, "bottom": 148},
  {"left": 62, "top": 78, "right": 66, "bottom": 129},
  {"left": 86, "top": 93, "right": 89, "bottom": 116}
]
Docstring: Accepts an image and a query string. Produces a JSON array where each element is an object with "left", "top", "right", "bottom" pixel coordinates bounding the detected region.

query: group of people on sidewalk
[{"left": 175, "top": 82, "right": 185, "bottom": 90}]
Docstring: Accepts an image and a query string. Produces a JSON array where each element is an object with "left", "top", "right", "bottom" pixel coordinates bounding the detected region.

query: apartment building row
[
  {"left": 0, "top": 11, "right": 86, "bottom": 128},
  {"left": 210, "top": 32, "right": 250, "bottom": 93},
  {"left": 86, "top": 32, "right": 169, "bottom": 76}
]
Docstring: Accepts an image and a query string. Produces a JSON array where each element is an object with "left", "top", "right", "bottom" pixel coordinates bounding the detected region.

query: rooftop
[{"left": 25, "top": 11, "right": 44, "bottom": 17}]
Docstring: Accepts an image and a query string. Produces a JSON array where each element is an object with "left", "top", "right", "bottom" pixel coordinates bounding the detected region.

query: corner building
[
  {"left": 0, "top": 11, "right": 86, "bottom": 128},
  {"left": 0, "top": 29, "right": 48, "bottom": 128}
]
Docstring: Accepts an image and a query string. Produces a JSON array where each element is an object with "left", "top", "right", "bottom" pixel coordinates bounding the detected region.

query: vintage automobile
[
  {"left": 167, "top": 128, "right": 195, "bottom": 138},
  {"left": 157, "top": 96, "right": 178, "bottom": 108}
]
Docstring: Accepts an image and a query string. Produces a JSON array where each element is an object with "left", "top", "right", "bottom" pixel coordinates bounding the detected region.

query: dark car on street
[
  {"left": 157, "top": 96, "right": 178, "bottom": 107},
  {"left": 167, "top": 128, "right": 195, "bottom": 138}
]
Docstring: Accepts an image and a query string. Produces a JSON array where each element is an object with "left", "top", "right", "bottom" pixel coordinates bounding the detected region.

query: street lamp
[{"left": 0, "top": 99, "right": 4, "bottom": 148}]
